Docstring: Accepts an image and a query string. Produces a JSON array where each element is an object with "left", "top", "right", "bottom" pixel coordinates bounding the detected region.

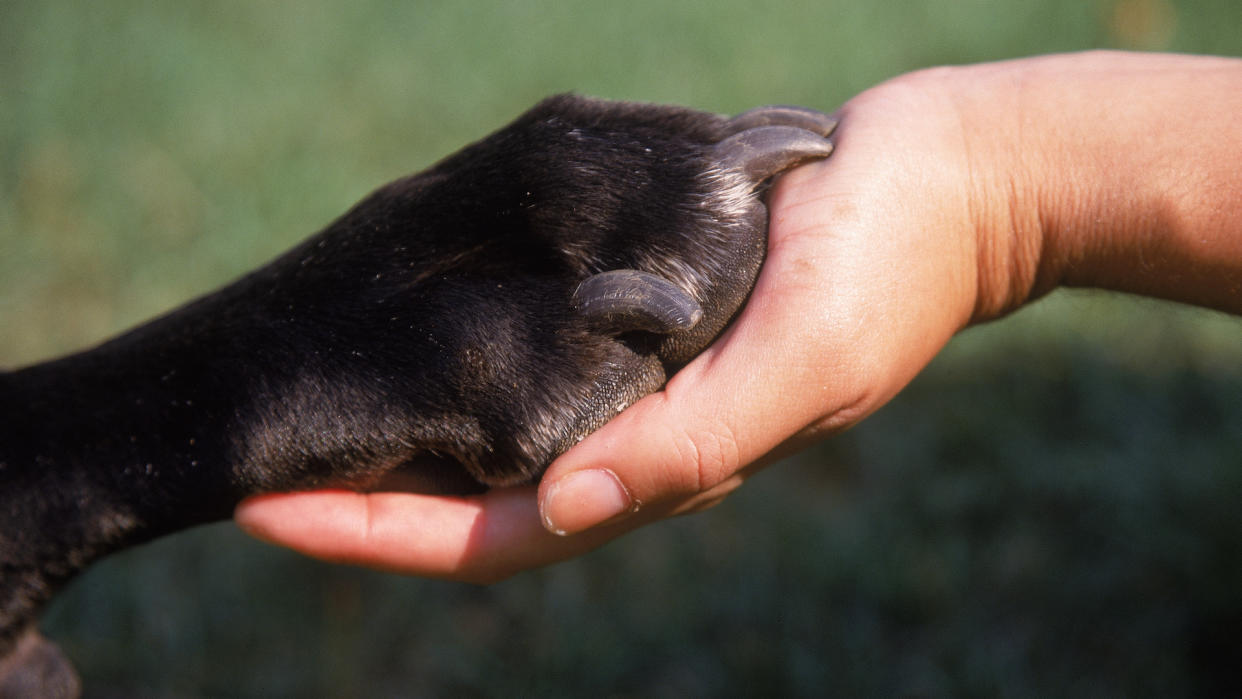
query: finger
[
  {"left": 538, "top": 178, "right": 856, "bottom": 535},
  {"left": 536, "top": 341, "right": 822, "bottom": 536},
  {"left": 235, "top": 487, "right": 622, "bottom": 583}
]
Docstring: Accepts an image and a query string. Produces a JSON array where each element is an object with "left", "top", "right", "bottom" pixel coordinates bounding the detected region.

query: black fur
[{"left": 0, "top": 94, "right": 833, "bottom": 693}]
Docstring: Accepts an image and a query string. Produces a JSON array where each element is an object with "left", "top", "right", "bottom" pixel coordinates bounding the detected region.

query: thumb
[
  {"left": 535, "top": 162, "right": 882, "bottom": 536},
  {"left": 536, "top": 289, "right": 835, "bottom": 536},
  {"left": 534, "top": 380, "right": 744, "bottom": 536}
]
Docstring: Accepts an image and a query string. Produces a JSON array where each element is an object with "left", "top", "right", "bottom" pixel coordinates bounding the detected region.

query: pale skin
[{"left": 235, "top": 51, "right": 1242, "bottom": 583}]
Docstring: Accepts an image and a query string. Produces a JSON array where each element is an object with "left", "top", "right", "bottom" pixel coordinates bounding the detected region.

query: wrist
[
  {"left": 942, "top": 51, "right": 1242, "bottom": 317},
  {"left": 906, "top": 59, "right": 1060, "bottom": 323}
]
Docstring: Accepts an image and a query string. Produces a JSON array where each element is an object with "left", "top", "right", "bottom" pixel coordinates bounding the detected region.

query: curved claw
[
  {"left": 713, "top": 125, "right": 834, "bottom": 183},
  {"left": 572, "top": 269, "right": 702, "bottom": 335},
  {"left": 725, "top": 105, "right": 839, "bottom": 138}
]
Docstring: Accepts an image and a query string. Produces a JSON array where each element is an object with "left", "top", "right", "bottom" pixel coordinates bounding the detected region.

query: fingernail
[{"left": 540, "top": 469, "right": 635, "bottom": 536}]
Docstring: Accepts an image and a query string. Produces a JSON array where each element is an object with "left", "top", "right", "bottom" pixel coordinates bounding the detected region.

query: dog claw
[
  {"left": 713, "top": 125, "right": 834, "bottom": 183},
  {"left": 572, "top": 269, "right": 703, "bottom": 335},
  {"left": 725, "top": 105, "right": 838, "bottom": 138}
]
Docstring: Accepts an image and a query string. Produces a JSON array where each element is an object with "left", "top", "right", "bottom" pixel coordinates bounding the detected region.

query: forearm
[
  {"left": 0, "top": 321, "right": 249, "bottom": 543},
  {"left": 943, "top": 51, "right": 1242, "bottom": 317}
]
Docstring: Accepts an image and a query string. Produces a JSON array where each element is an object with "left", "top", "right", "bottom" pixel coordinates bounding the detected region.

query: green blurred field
[{"left": 3, "top": 0, "right": 1242, "bottom": 696}]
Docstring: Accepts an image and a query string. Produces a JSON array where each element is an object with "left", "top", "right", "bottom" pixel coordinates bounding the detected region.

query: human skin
[{"left": 235, "top": 51, "right": 1242, "bottom": 583}]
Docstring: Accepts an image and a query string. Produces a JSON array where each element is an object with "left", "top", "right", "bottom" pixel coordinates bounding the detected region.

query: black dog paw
[
  {"left": 563, "top": 100, "right": 837, "bottom": 363},
  {"left": 0, "top": 97, "right": 835, "bottom": 652},
  {"left": 4, "top": 96, "right": 836, "bottom": 517},
  {"left": 227, "top": 96, "right": 837, "bottom": 489}
]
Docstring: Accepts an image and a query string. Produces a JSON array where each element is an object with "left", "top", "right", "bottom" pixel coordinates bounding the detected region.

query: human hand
[
  {"left": 236, "top": 52, "right": 1242, "bottom": 581},
  {"left": 234, "top": 66, "right": 997, "bottom": 579}
]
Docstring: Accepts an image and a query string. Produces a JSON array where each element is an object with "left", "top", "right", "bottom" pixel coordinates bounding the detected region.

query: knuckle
[{"left": 671, "top": 421, "right": 742, "bottom": 494}]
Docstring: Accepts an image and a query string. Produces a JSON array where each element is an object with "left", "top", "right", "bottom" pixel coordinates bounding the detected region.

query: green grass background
[{"left": 3, "top": 0, "right": 1242, "bottom": 696}]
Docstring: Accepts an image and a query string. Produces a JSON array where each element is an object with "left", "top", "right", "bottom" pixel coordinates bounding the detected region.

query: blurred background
[{"left": 3, "top": 0, "right": 1241, "bottom": 696}]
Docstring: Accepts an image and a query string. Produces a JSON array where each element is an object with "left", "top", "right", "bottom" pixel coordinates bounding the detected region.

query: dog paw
[
  {"left": 562, "top": 100, "right": 838, "bottom": 363},
  {"left": 0, "top": 96, "right": 836, "bottom": 649},
  {"left": 229, "top": 96, "right": 836, "bottom": 489}
]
